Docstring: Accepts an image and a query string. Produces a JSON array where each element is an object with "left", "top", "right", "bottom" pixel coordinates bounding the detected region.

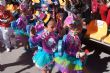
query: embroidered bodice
[{"left": 63, "top": 31, "right": 81, "bottom": 56}]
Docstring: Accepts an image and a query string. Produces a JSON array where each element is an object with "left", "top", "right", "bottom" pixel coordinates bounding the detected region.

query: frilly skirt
[
  {"left": 32, "top": 49, "right": 54, "bottom": 70},
  {"left": 54, "top": 52, "right": 83, "bottom": 73}
]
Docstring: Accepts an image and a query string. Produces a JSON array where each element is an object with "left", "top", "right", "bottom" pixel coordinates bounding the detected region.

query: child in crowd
[
  {"left": 30, "top": 14, "right": 59, "bottom": 73},
  {"left": 11, "top": 4, "right": 31, "bottom": 51},
  {"left": 0, "top": 5, "right": 13, "bottom": 52},
  {"left": 54, "top": 19, "right": 87, "bottom": 73}
]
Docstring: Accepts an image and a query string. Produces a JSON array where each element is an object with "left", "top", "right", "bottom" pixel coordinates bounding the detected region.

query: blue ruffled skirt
[{"left": 32, "top": 49, "right": 54, "bottom": 70}]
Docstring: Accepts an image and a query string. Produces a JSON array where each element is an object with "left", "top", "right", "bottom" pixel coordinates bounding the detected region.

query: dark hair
[
  {"left": 70, "top": 20, "right": 82, "bottom": 30},
  {"left": 44, "top": 17, "right": 56, "bottom": 27},
  {"left": 44, "top": 17, "right": 51, "bottom": 27},
  {"left": 65, "top": 0, "right": 71, "bottom": 9},
  {"left": 30, "top": 26, "right": 36, "bottom": 35},
  {"left": 98, "top": 0, "right": 107, "bottom": 4}
]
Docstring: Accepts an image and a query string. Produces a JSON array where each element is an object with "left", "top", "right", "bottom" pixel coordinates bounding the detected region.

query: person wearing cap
[{"left": 0, "top": 5, "right": 13, "bottom": 52}]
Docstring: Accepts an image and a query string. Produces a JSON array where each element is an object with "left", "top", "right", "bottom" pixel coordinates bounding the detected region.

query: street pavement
[{"left": 0, "top": 42, "right": 110, "bottom": 73}]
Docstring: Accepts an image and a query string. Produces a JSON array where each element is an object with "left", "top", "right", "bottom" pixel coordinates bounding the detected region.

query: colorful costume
[
  {"left": 11, "top": 14, "right": 28, "bottom": 37},
  {"left": 28, "top": 22, "right": 44, "bottom": 48},
  {"left": 0, "top": 6, "right": 13, "bottom": 50},
  {"left": 28, "top": 12, "right": 45, "bottom": 48},
  {"left": 54, "top": 31, "right": 83, "bottom": 73},
  {"left": 30, "top": 29, "right": 59, "bottom": 70},
  {"left": 64, "top": 14, "right": 74, "bottom": 28},
  {"left": 11, "top": 14, "right": 29, "bottom": 51}
]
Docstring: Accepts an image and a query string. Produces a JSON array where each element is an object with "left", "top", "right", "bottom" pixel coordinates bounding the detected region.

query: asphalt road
[{"left": 0, "top": 41, "right": 110, "bottom": 73}]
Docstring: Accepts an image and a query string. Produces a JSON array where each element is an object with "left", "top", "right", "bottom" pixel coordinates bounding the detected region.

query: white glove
[
  {"left": 76, "top": 52, "right": 80, "bottom": 58},
  {"left": 79, "top": 52, "right": 86, "bottom": 58}
]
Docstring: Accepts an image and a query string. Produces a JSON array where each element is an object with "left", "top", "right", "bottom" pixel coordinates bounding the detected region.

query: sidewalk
[{"left": 0, "top": 45, "right": 110, "bottom": 73}]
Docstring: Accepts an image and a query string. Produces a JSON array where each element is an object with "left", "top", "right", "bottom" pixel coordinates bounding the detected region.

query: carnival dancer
[
  {"left": 11, "top": 2, "right": 31, "bottom": 51},
  {"left": 0, "top": 5, "right": 13, "bottom": 52},
  {"left": 30, "top": 13, "right": 59, "bottom": 73},
  {"left": 54, "top": 19, "right": 88, "bottom": 73}
]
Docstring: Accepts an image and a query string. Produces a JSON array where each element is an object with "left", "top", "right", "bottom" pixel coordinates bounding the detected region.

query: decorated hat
[
  {"left": 64, "top": 15, "right": 74, "bottom": 28},
  {"left": 20, "top": 2, "right": 28, "bottom": 12}
]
